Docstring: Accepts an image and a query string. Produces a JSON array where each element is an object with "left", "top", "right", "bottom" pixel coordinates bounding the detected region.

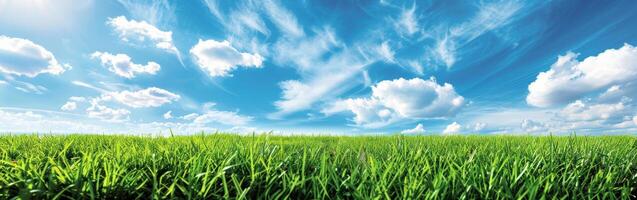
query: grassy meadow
[{"left": 1, "top": 134, "right": 637, "bottom": 199}]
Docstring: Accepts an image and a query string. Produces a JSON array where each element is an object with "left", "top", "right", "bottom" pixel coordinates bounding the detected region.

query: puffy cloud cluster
[
  {"left": 62, "top": 85, "right": 180, "bottom": 122},
  {"left": 527, "top": 44, "right": 637, "bottom": 107},
  {"left": 100, "top": 87, "right": 180, "bottom": 108},
  {"left": 524, "top": 44, "right": 637, "bottom": 132},
  {"left": 401, "top": 123, "right": 425, "bottom": 134},
  {"left": 60, "top": 101, "right": 77, "bottom": 111},
  {"left": 163, "top": 111, "right": 172, "bottom": 119},
  {"left": 91, "top": 51, "right": 160, "bottom": 78},
  {"left": 443, "top": 122, "right": 461, "bottom": 134},
  {"left": 107, "top": 16, "right": 178, "bottom": 54},
  {"left": 558, "top": 100, "right": 628, "bottom": 123},
  {"left": 189, "top": 39, "right": 263, "bottom": 77},
  {"left": 87, "top": 99, "right": 131, "bottom": 122},
  {"left": 0, "top": 35, "right": 69, "bottom": 77},
  {"left": 325, "top": 77, "right": 464, "bottom": 128},
  {"left": 520, "top": 119, "right": 549, "bottom": 133}
]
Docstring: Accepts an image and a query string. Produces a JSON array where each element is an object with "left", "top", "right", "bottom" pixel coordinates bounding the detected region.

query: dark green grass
[{"left": 1, "top": 134, "right": 637, "bottom": 199}]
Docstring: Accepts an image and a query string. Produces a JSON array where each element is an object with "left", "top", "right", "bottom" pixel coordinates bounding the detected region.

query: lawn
[{"left": 1, "top": 134, "right": 636, "bottom": 199}]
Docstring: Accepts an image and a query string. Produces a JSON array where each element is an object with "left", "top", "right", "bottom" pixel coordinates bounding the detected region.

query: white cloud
[
  {"left": 633, "top": 116, "right": 637, "bottom": 125},
  {"left": 180, "top": 105, "right": 252, "bottom": 126},
  {"left": 397, "top": 3, "right": 418, "bottom": 36},
  {"left": 116, "top": 0, "right": 174, "bottom": 26},
  {"left": 107, "top": 16, "right": 178, "bottom": 54},
  {"left": 443, "top": 122, "right": 461, "bottom": 134},
  {"left": 273, "top": 80, "right": 316, "bottom": 115},
  {"left": 190, "top": 39, "right": 263, "bottom": 77},
  {"left": 0, "top": 108, "right": 258, "bottom": 134},
  {"left": 262, "top": 0, "right": 304, "bottom": 37},
  {"left": 0, "top": 35, "right": 69, "bottom": 77},
  {"left": 325, "top": 77, "right": 464, "bottom": 128},
  {"left": 521, "top": 119, "right": 549, "bottom": 133},
  {"left": 401, "top": 123, "right": 425, "bottom": 134},
  {"left": 71, "top": 80, "right": 107, "bottom": 93},
  {"left": 91, "top": 51, "right": 160, "bottom": 78},
  {"left": 430, "top": 1, "right": 525, "bottom": 68},
  {"left": 558, "top": 100, "right": 628, "bottom": 123},
  {"left": 450, "top": 1, "right": 523, "bottom": 41},
  {"left": 528, "top": 44, "right": 637, "bottom": 107},
  {"left": 11, "top": 80, "right": 48, "bottom": 94},
  {"left": 377, "top": 41, "right": 396, "bottom": 63},
  {"left": 100, "top": 87, "right": 180, "bottom": 108},
  {"left": 0, "top": 108, "right": 108, "bottom": 133},
  {"left": 60, "top": 101, "right": 77, "bottom": 111},
  {"left": 86, "top": 99, "right": 130, "bottom": 122},
  {"left": 469, "top": 122, "right": 487, "bottom": 132},
  {"left": 270, "top": 31, "right": 375, "bottom": 117},
  {"left": 181, "top": 113, "right": 199, "bottom": 121},
  {"left": 435, "top": 36, "right": 456, "bottom": 68},
  {"left": 372, "top": 77, "right": 464, "bottom": 117},
  {"left": 69, "top": 96, "right": 87, "bottom": 102},
  {"left": 163, "top": 110, "right": 172, "bottom": 119},
  {"left": 191, "top": 110, "right": 252, "bottom": 126},
  {"left": 341, "top": 98, "right": 400, "bottom": 128},
  {"left": 231, "top": 9, "right": 270, "bottom": 36}
]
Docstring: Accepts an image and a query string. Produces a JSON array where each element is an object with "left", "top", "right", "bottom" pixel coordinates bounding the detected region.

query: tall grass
[{"left": 1, "top": 134, "right": 636, "bottom": 199}]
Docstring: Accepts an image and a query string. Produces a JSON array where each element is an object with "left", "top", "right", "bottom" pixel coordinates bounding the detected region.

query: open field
[{"left": 1, "top": 134, "right": 637, "bottom": 199}]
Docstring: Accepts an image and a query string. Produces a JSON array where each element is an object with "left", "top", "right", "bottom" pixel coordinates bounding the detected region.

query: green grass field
[{"left": 1, "top": 134, "right": 637, "bottom": 199}]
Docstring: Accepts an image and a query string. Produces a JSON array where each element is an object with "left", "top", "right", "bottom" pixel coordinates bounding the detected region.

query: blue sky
[{"left": 1, "top": 0, "right": 637, "bottom": 135}]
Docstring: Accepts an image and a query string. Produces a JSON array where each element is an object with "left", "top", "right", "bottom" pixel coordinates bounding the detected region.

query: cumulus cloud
[
  {"left": 469, "top": 122, "right": 487, "bottom": 132},
  {"left": 373, "top": 77, "right": 464, "bottom": 117},
  {"left": 100, "top": 87, "right": 180, "bottom": 108},
  {"left": 190, "top": 39, "right": 263, "bottom": 77},
  {"left": 521, "top": 119, "right": 549, "bottom": 133},
  {"left": 163, "top": 110, "right": 172, "bottom": 119},
  {"left": 558, "top": 100, "right": 629, "bottom": 123},
  {"left": 60, "top": 101, "right": 77, "bottom": 111},
  {"left": 86, "top": 99, "right": 131, "bottom": 122},
  {"left": 91, "top": 51, "right": 160, "bottom": 78},
  {"left": 443, "top": 122, "right": 461, "bottom": 134},
  {"left": 527, "top": 44, "right": 637, "bottom": 107},
  {"left": 401, "top": 123, "right": 425, "bottom": 134},
  {"left": 107, "top": 16, "right": 178, "bottom": 54},
  {"left": 0, "top": 35, "right": 69, "bottom": 77},
  {"left": 324, "top": 77, "right": 464, "bottom": 128},
  {"left": 191, "top": 110, "right": 252, "bottom": 126}
]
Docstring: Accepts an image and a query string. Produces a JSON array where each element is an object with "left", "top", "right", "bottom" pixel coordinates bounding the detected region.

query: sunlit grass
[{"left": 1, "top": 134, "right": 636, "bottom": 199}]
